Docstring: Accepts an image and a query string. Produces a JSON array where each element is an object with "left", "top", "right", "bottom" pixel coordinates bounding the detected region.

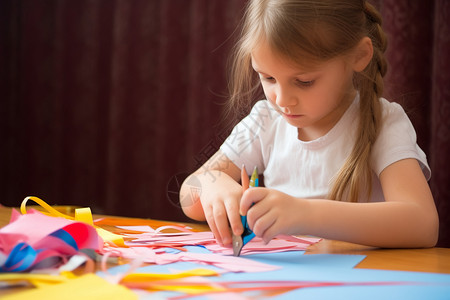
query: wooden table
[{"left": 1, "top": 205, "right": 449, "bottom": 277}]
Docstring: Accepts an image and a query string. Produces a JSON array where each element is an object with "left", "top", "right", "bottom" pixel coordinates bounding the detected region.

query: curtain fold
[
  {"left": 430, "top": 0, "right": 450, "bottom": 247},
  {"left": 0, "top": 0, "right": 448, "bottom": 246}
]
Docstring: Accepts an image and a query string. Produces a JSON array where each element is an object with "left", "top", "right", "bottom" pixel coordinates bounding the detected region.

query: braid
[{"left": 328, "top": 1, "right": 388, "bottom": 202}]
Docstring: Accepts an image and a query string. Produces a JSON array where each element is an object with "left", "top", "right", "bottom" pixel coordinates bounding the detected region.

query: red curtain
[{"left": 1, "top": 0, "right": 449, "bottom": 246}]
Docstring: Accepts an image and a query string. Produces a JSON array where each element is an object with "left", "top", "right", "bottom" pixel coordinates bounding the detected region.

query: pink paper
[
  {"left": 1, "top": 210, "right": 76, "bottom": 246},
  {"left": 121, "top": 227, "right": 320, "bottom": 256},
  {"left": 102, "top": 225, "right": 321, "bottom": 273},
  {"left": 102, "top": 246, "right": 279, "bottom": 273}
]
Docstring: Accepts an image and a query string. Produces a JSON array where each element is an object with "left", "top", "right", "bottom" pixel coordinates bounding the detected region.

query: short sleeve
[
  {"left": 371, "top": 99, "right": 431, "bottom": 180},
  {"left": 220, "top": 100, "right": 279, "bottom": 173}
]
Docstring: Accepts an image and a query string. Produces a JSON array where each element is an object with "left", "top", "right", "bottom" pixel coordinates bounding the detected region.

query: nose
[{"left": 275, "top": 84, "right": 297, "bottom": 109}]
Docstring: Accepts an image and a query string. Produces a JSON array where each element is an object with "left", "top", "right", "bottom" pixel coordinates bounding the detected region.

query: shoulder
[
  {"left": 371, "top": 98, "right": 430, "bottom": 179},
  {"left": 377, "top": 98, "right": 417, "bottom": 144},
  {"left": 379, "top": 98, "right": 411, "bottom": 126},
  {"left": 220, "top": 100, "right": 283, "bottom": 171}
]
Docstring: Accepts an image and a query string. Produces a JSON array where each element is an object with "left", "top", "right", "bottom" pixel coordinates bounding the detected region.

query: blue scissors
[{"left": 232, "top": 166, "right": 258, "bottom": 256}]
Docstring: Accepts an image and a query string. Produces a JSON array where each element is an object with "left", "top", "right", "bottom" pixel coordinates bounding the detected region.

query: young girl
[{"left": 180, "top": 0, "right": 439, "bottom": 248}]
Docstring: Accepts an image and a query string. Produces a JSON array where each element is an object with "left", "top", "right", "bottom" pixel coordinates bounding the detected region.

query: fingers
[
  {"left": 225, "top": 198, "right": 244, "bottom": 237},
  {"left": 239, "top": 187, "right": 267, "bottom": 215},
  {"left": 213, "top": 202, "right": 232, "bottom": 245},
  {"left": 203, "top": 203, "right": 223, "bottom": 245},
  {"left": 240, "top": 188, "right": 283, "bottom": 243},
  {"left": 253, "top": 211, "right": 279, "bottom": 244},
  {"left": 245, "top": 198, "right": 273, "bottom": 239},
  {"left": 204, "top": 198, "right": 242, "bottom": 246}
]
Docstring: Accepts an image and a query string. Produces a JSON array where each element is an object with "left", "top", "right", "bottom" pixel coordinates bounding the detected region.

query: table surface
[{"left": 1, "top": 205, "right": 449, "bottom": 275}]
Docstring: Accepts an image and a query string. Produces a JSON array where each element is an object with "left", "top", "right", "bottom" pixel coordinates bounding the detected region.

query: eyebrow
[{"left": 252, "top": 66, "right": 314, "bottom": 77}]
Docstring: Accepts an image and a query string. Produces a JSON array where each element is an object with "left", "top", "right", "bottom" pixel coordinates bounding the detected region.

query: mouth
[{"left": 282, "top": 113, "right": 303, "bottom": 119}]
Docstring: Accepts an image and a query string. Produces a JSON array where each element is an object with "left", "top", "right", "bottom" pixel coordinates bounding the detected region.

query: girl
[{"left": 180, "top": 0, "right": 439, "bottom": 248}]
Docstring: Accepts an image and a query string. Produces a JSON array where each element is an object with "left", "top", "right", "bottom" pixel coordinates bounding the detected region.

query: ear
[{"left": 352, "top": 37, "right": 373, "bottom": 72}]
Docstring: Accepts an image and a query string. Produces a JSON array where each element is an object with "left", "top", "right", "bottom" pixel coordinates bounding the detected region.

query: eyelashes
[
  {"left": 295, "top": 79, "right": 315, "bottom": 87},
  {"left": 260, "top": 76, "right": 315, "bottom": 88}
]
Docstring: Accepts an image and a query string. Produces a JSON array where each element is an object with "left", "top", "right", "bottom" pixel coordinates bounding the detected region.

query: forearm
[{"left": 305, "top": 199, "right": 439, "bottom": 248}]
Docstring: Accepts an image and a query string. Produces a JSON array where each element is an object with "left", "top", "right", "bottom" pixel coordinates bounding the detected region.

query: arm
[
  {"left": 240, "top": 158, "right": 439, "bottom": 248},
  {"left": 180, "top": 150, "right": 243, "bottom": 245}
]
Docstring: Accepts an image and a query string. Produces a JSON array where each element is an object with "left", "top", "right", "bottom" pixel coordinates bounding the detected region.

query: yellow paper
[
  {"left": 74, "top": 207, "right": 94, "bottom": 226},
  {"left": 3, "top": 273, "right": 137, "bottom": 300},
  {"left": 0, "top": 273, "right": 68, "bottom": 284},
  {"left": 150, "top": 283, "right": 225, "bottom": 294},
  {"left": 121, "top": 268, "right": 219, "bottom": 282}
]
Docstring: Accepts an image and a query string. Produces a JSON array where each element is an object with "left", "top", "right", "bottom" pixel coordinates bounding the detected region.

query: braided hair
[{"left": 329, "top": 1, "right": 388, "bottom": 202}]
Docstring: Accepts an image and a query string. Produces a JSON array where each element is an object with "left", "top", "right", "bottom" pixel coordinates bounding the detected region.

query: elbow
[
  {"left": 417, "top": 209, "right": 439, "bottom": 248},
  {"left": 180, "top": 177, "right": 206, "bottom": 222},
  {"left": 423, "top": 214, "right": 439, "bottom": 248}
]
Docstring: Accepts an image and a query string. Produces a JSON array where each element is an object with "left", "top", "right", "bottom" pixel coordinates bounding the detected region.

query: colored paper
[
  {"left": 118, "top": 224, "right": 320, "bottom": 255},
  {"left": 2, "top": 273, "right": 137, "bottom": 300},
  {"left": 0, "top": 210, "right": 99, "bottom": 272},
  {"left": 102, "top": 250, "right": 450, "bottom": 299},
  {"left": 20, "top": 196, "right": 125, "bottom": 247},
  {"left": 98, "top": 223, "right": 320, "bottom": 273}
]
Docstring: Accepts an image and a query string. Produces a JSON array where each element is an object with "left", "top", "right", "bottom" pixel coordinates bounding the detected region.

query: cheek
[{"left": 261, "top": 84, "right": 276, "bottom": 102}]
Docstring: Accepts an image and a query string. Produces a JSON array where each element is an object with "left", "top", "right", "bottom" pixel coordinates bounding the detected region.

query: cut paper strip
[
  {"left": 102, "top": 246, "right": 280, "bottom": 273},
  {"left": 0, "top": 273, "right": 69, "bottom": 286},
  {"left": 2, "top": 273, "right": 138, "bottom": 300},
  {"left": 205, "top": 236, "right": 320, "bottom": 255},
  {"left": 121, "top": 268, "right": 219, "bottom": 283},
  {"left": 116, "top": 225, "right": 192, "bottom": 237},
  {"left": 0, "top": 210, "right": 99, "bottom": 272}
]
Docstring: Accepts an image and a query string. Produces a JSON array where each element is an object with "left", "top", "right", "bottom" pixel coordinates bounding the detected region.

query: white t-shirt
[{"left": 220, "top": 95, "right": 430, "bottom": 202}]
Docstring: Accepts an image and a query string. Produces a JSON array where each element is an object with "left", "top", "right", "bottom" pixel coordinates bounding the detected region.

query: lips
[{"left": 283, "top": 113, "right": 303, "bottom": 119}]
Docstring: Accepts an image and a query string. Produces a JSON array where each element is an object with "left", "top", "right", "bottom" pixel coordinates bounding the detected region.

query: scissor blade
[{"left": 232, "top": 234, "right": 243, "bottom": 256}]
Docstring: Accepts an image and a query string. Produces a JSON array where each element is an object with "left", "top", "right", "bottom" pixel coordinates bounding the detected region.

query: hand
[
  {"left": 198, "top": 172, "right": 244, "bottom": 246},
  {"left": 240, "top": 187, "right": 307, "bottom": 243}
]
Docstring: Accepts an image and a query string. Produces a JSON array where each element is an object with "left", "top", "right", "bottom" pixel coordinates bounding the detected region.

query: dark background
[{"left": 1, "top": 0, "right": 449, "bottom": 247}]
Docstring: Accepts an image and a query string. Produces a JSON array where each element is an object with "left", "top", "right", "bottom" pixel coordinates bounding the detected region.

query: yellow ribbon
[{"left": 20, "top": 196, "right": 125, "bottom": 247}]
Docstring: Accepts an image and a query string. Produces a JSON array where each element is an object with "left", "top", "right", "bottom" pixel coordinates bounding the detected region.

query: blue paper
[{"left": 99, "top": 247, "right": 450, "bottom": 299}]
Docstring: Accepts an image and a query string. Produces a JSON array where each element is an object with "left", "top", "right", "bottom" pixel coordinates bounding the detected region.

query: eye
[
  {"left": 296, "top": 79, "right": 315, "bottom": 87},
  {"left": 260, "top": 76, "right": 275, "bottom": 82}
]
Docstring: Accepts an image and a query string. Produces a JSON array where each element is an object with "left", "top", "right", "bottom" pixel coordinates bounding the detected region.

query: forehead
[
  {"left": 250, "top": 39, "right": 322, "bottom": 73},
  {"left": 251, "top": 40, "right": 350, "bottom": 78}
]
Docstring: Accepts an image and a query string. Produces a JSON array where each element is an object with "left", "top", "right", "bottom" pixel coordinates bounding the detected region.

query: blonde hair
[{"left": 227, "top": 0, "right": 388, "bottom": 202}]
